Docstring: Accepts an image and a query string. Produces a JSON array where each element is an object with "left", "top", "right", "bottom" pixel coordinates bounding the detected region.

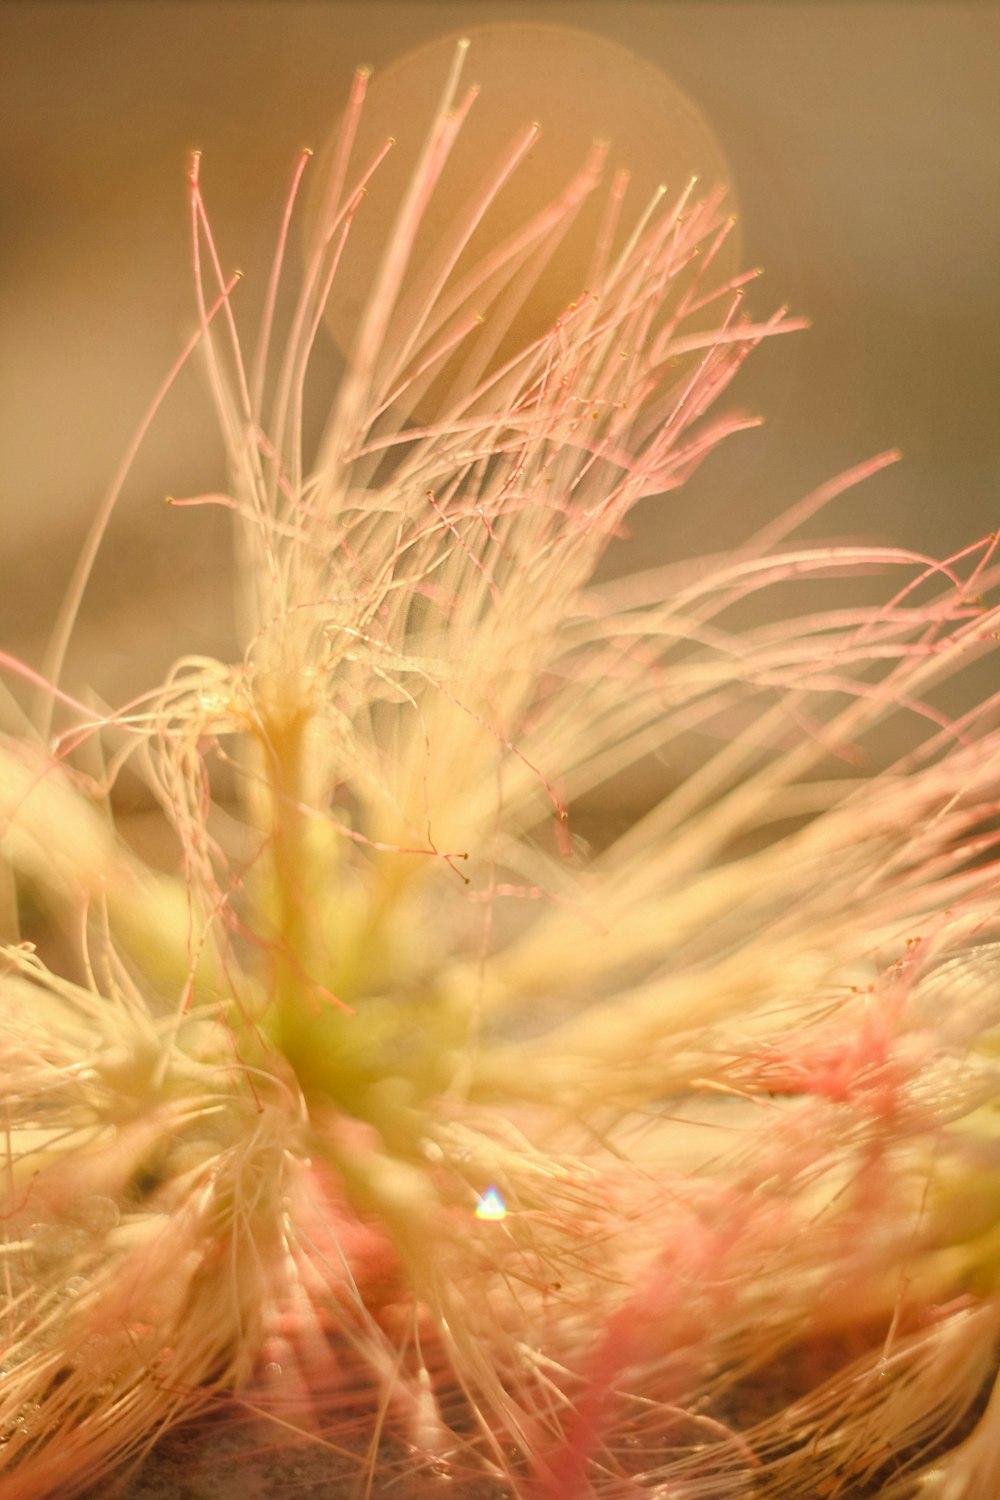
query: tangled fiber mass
[{"left": 3, "top": 37, "right": 1000, "bottom": 1500}]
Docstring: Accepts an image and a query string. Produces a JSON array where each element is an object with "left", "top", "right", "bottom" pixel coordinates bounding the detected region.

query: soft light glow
[
  {"left": 308, "top": 22, "right": 737, "bottom": 419},
  {"left": 474, "top": 1186, "right": 507, "bottom": 1222}
]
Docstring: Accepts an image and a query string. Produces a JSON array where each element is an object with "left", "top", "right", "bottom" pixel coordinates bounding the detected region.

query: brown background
[{"left": 1, "top": 1, "right": 998, "bottom": 709}]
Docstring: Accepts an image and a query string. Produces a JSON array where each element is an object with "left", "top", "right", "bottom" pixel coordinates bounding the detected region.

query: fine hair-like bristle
[{"left": 3, "top": 34, "right": 1000, "bottom": 1500}]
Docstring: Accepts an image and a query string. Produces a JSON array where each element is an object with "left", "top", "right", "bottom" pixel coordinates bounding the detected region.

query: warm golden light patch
[{"left": 308, "top": 23, "right": 737, "bottom": 418}]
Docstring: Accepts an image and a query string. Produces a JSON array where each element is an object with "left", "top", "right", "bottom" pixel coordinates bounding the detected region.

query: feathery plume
[{"left": 2, "top": 33, "right": 1000, "bottom": 1500}]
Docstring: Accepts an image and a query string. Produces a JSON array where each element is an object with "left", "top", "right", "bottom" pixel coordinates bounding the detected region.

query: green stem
[{"left": 265, "top": 709, "right": 316, "bottom": 1057}]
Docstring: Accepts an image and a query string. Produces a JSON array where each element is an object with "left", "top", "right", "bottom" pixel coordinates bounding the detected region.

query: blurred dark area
[{"left": 1, "top": 1, "right": 998, "bottom": 712}]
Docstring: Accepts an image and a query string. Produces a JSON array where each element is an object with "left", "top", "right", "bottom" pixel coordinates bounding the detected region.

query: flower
[{"left": 3, "top": 33, "right": 1000, "bottom": 1500}]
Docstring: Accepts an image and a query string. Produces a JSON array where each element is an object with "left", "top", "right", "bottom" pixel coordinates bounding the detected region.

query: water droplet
[{"left": 77, "top": 1196, "right": 120, "bottom": 1235}]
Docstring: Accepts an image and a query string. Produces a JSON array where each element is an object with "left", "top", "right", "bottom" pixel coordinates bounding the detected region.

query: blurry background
[{"left": 1, "top": 0, "right": 998, "bottom": 711}]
